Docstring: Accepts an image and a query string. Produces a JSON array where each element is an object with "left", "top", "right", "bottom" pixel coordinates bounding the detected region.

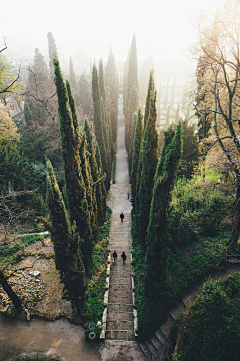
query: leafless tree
[{"left": 192, "top": 0, "right": 240, "bottom": 248}]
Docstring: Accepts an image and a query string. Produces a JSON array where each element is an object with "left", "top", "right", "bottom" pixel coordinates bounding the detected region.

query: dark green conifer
[
  {"left": 125, "top": 85, "right": 139, "bottom": 153},
  {"left": 80, "top": 133, "right": 98, "bottom": 241},
  {"left": 131, "top": 107, "right": 143, "bottom": 213},
  {"left": 143, "top": 71, "right": 155, "bottom": 130},
  {"left": 47, "top": 32, "right": 58, "bottom": 74},
  {"left": 138, "top": 74, "right": 158, "bottom": 249},
  {"left": 69, "top": 57, "right": 78, "bottom": 105},
  {"left": 99, "top": 59, "right": 106, "bottom": 101},
  {"left": 128, "top": 111, "right": 137, "bottom": 177},
  {"left": 101, "top": 97, "right": 112, "bottom": 173},
  {"left": 84, "top": 119, "right": 106, "bottom": 226},
  {"left": 53, "top": 55, "right": 93, "bottom": 272},
  {"left": 78, "top": 71, "right": 92, "bottom": 117},
  {"left": 105, "top": 46, "right": 119, "bottom": 144},
  {"left": 126, "top": 34, "right": 138, "bottom": 110},
  {"left": 92, "top": 64, "right": 110, "bottom": 190},
  {"left": 45, "top": 159, "right": 85, "bottom": 311},
  {"left": 144, "top": 122, "right": 182, "bottom": 301},
  {"left": 95, "top": 140, "right": 107, "bottom": 220}
]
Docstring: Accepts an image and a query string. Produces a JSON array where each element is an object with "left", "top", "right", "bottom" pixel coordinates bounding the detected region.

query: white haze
[{"left": 0, "top": 0, "right": 225, "bottom": 66}]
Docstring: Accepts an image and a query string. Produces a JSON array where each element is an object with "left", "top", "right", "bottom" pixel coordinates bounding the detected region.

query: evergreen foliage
[
  {"left": 105, "top": 46, "right": 119, "bottom": 144},
  {"left": 128, "top": 111, "right": 137, "bottom": 177},
  {"left": 80, "top": 133, "right": 98, "bottom": 242},
  {"left": 138, "top": 57, "right": 154, "bottom": 106},
  {"left": 47, "top": 32, "right": 58, "bottom": 73},
  {"left": 177, "top": 120, "right": 201, "bottom": 179},
  {"left": 144, "top": 122, "right": 182, "bottom": 301},
  {"left": 0, "top": 135, "right": 32, "bottom": 191},
  {"left": 69, "top": 57, "right": 78, "bottom": 105},
  {"left": 45, "top": 159, "right": 85, "bottom": 311},
  {"left": 95, "top": 140, "right": 107, "bottom": 221},
  {"left": 98, "top": 59, "right": 106, "bottom": 101},
  {"left": 84, "top": 119, "right": 106, "bottom": 226},
  {"left": 131, "top": 107, "right": 143, "bottom": 213},
  {"left": 125, "top": 85, "right": 139, "bottom": 153},
  {"left": 66, "top": 79, "right": 79, "bottom": 131},
  {"left": 138, "top": 73, "right": 158, "bottom": 249},
  {"left": 78, "top": 71, "right": 92, "bottom": 117},
  {"left": 172, "top": 273, "right": 240, "bottom": 361},
  {"left": 126, "top": 34, "right": 138, "bottom": 110},
  {"left": 53, "top": 55, "right": 93, "bottom": 272},
  {"left": 143, "top": 71, "right": 154, "bottom": 130},
  {"left": 92, "top": 64, "right": 110, "bottom": 190}
]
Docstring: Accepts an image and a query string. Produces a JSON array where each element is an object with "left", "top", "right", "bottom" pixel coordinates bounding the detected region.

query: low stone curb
[{"left": 100, "top": 252, "right": 111, "bottom": 339}]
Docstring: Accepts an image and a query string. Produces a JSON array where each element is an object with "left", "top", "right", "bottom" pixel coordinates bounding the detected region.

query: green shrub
[
  {"left": 82, "top": 207, "right": 111, "bottom": 327},
  {"left": 170, "top": 178, "right": 234, "bottom": 246},
  {"left": 172, "top": 273, "right": 240, "bottom": 361}
]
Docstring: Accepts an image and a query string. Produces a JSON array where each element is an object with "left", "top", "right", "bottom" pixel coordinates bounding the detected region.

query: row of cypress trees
[
  {"left": 124, "top": 38, "right": 183, "bottom": 330},
  {"left": 43, "top": 55, "right": 108, "bottom": 313},
  {"left": 92, "top": 54, "right": 119, "bottom": 191}
]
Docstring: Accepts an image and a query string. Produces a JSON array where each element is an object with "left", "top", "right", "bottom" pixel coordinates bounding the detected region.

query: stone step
[
  {"left": 107, "top": 320, "right": 134, "bottom": 331},
  {"left": 109, "top": 281, "right": 132, "bottom": 287},
  {"left": 108, "top": 288, "right": 132, "bottom": 296},
  {"left": 108, "top": 295, "right": 133, "bottom": 303},
  {"left": 108, "top": 304, "right": 133, "bottom": 313},
  {"left": 105, "top": 330, "right": 135, "bottom": 341},
  {"left": 108, "top": 310, "right": 134, "bottom": 321}
]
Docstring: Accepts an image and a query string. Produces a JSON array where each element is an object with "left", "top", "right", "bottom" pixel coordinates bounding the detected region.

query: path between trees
[{"left": 96, "top": 103, "right": 145, "bottom": 360}]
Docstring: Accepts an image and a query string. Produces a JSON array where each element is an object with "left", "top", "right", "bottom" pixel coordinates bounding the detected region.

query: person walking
[
  {"left": 120, "top": 212, "right": 124, "bottom": 222},
  {"left": 113, "top": 250, "right": 117, "bottom": 263},
  {"left": 121, "top": 251, "right": 127, "bottom": 266},
  {"left": 127, "top": 193, "right": 130, "bottom": 200}
]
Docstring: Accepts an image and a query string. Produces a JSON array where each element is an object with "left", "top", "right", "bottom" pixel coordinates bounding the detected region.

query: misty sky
[{"left": 1, "top": 0, "right": 225, "bottom": 62}]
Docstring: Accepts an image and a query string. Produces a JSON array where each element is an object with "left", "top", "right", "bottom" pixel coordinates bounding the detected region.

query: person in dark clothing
[
  {"left": 127, "top": 193, "right": 130, "bottom": 200},
  {"left": 120, "top": 212, "right": 124, "bottom": 222},
  {"left": 113, "top": 250, "right": 117, "bottom": 263},
  {"left": 121, "top": 251, "right": 127, "bottom": 265}
]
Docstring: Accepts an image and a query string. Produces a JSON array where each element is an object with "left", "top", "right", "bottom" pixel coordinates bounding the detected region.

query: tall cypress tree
[
  {"left": 95, "top": 140, "right": 107, "bottom": 219},
  {"left": 101, "top": 97, "right": 112, "bottom": 173},
  {"left": 80, "top": 133, "right": 98, "bottom": 242},
  {"left": 47, "top": 32, "right": 58, "bottom": 74},
  {"left": 84, "top": 118, "right": 106, "bottom": 226},
  {"left": 128, "top": 111, "right": 137, "bottom": 177},
  {"left": 131, "top": 107, "right": 143, "bottom": 213},
  {"left": 105, "top": 46, "right": 119, "bottom": 144},
  {"left": 45, "top": 159, "right": 85, "bottom": 311},
  {"left": 69, "top": 57, "right": 78, "bottom": 105},
  {"left": 143, "top": 71, "right": 155, "bottom": 130},
  {"left": 53, "top": 55, "right": 93, "bottom": 272},
  {"left": 125, "top": 84, "right": 139, "bottom": 153},
  {"left": 78, "top": 71, "right": 92, "bottom": 117},
  {"left": 92, "top": 64, "right": 110, "bottom": 190},
  {"left": 99, "top": 59, "right": 106, "bottom": 101},
  {"left": 138, "top": 73, "right": 158, "bottom": 250},
  {"left": 144, "top": 123, "right": 182, "bottom": 301},
  {"left": 126, "top": 34, "right": 138, "bottom": 111}
]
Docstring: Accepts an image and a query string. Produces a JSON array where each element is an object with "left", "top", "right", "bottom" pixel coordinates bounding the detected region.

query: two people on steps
[{"left": 113, "top": 250, "right": 127, "bottom": 265}]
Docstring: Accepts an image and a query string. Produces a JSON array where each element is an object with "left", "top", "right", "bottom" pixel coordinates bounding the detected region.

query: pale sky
[{"left": 0, "top": 0, "right": 225, "bottom": 62}]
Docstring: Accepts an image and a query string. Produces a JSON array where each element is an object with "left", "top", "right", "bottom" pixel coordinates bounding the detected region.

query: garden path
[{"left": 97, "top": 102, "right": 145, "bottom": 360}]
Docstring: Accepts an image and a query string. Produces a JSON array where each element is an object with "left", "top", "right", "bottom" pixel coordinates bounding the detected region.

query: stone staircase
[{"left": 105, "top": 210, "right": 135, "bottom": 341}]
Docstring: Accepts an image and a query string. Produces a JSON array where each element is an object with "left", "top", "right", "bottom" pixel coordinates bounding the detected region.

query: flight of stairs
[{"left": 105, "top": 210, "right": 135, "bottom": 341}]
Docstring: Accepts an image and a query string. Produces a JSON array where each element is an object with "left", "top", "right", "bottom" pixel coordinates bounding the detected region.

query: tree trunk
[
  {"left": 0, "top": 269, "right": 21, "bottom": 310},
  {"left": 228, "top": 178, "right": 240, "bottom": 249}
]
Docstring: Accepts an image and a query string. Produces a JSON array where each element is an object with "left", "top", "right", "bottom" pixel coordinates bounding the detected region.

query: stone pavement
[{"left": 97, "top": 104, "right": 145, "bottom": 360}]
